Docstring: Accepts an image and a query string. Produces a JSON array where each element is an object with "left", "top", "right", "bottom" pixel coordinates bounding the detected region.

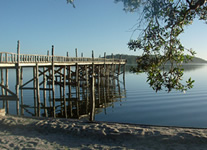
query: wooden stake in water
[
  {"left": 6, "top": 68, "right": 9, "bottom": 114},
  {"left": 1, "top": 69, "right": 5, "bottom": 109},
  {"left": 90, "top": 51, "right": 95, "bottom": 121},
  {"left": 36, "top": 63, "right": 40, "bottom": 117},
  {"left": 16, "top": 40, "right": 20, "bottom": 115},
  {"left": 20, "top": 67, "right": 24, "bottom": 115},
  {"left": 43, "top": 67, "right": 48, "bottom": 117},
  {"left": 63, "top": 65, "right": 67, "bottom": 118},
  {"left": 52, "top": 45, "right": 56, "bottom": 118}
]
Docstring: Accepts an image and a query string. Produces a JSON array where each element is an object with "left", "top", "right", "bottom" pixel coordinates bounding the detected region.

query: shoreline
[{"left": 1, "top": 115, "right": 207, "bottom": 150}]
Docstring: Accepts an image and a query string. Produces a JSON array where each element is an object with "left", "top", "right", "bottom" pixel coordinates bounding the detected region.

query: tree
[
  {"left": 115, "top": 0, "right": 207, "bottom": 92},
  {"left": 67, "top": 0, "right": 207, "bottom": 92}
]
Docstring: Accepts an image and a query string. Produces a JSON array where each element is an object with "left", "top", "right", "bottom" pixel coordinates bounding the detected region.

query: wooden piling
[
  {"left": 20, "top": 67, "right": 24, "bottom": 115},
  {"left": 75, "top": 63, "right": 79, "bottom": 117},
  {"left": 75, "top": 48, "right": 78, "bottom": 58},
  {"left": 59, "top": 68, "right": 63, "bottom": 116},
  {"left": 16, "top": 40, "right": 20, "bottom": 115},
  {"left": 67, "top": 66, "right": 73, "bottom": 117},
  {"left": 5, "top": 68, "right": 9, "bottom": 114},
  {"left": 90, "top": 51, "right": 95, "bottom": 121},
  {"left": 1, "top": 69, "right": 5, "bottom": 108},
  {"left": 43, "top": 67, "right": 48, "bottom": 117},
  {"left": 52, "top": 45, "right": 56, "bottom": 118},
  {"left": 63, "top": 65, "right": 67, "bottom": 118},
  {"left": 33, "top": 67, "right": 37, "bottom": 116},
  {"left": 36, "top": 63, "right": 41, "bottom": 117}
]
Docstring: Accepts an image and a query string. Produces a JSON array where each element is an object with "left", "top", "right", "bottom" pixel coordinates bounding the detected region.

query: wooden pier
[{"left": 0, "top": 41, "right": 126, "bottom": 120}]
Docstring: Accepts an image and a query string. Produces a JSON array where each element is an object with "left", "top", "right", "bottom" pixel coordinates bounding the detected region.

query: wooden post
[
  {"left": 75, "top": 48, "right": 78, "bottom": 58},
  {"left": 123, "top": 64, "right": 126, "bottom": 82},
  {"left": 47, "top": 50, "right": 49, "bottom": 62},
  {"left": 92, "top": 50, "right": 94, "bottom": 61},
  {"left": 1, "top": 69, "right": 5, "bottom": 108},
  {"left": 98, "top": 65, "right": 101, "bottom": 105},
  {"left": 63, "top": 66, "right": 67, "bottom": 118},
  {"left": 33, "top": 67, "right": 37, "bottom": 116},
  {"left": 67, "top": 66, "right": 73, "bottom": 117},
  {"left": 20, "top": 67, "right": 24, "bottom": 115},
  {"left": 52, "top": 45, "right": 56, "bottom": 118},
  {"left": 43, "top": 67, "right": 48, "bottom": 117},
  {"left": 5, "top": 68, "right": 9, "bottom": 114},
  {"left": 104, "top": 52, "right": 106, "bottom": 77},
  {"left": 59, "top": 68, "right": 63, "bottom": 116},
  {"left": 111, "top": 53, "right": 114, "bottom": 78},
  {"left": 90, "top": 51, "right": 95, "bottom": 121},
  {"left": 16, "top": 40, "right": 20, "bottom": 115},
  {"left": 36, "top": 63, "right": 41, "bottom": 117},
  {"left": 17, "top": 40, "right": 20, "bottom": 65},
  {"left": 85, "top": 65, "right": 89, "bottom": 113},
  {"left": 75, "top": 63, "right": 79, "bottom": 117}
]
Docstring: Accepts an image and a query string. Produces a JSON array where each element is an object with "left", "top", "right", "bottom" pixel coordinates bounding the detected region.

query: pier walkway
[{"left": 0, "top": 41, "right": 126, "bottom": 120}]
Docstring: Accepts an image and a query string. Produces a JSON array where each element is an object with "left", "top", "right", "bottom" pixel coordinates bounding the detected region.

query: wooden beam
[{"left": 0, "top": 95, "right": 18, "bottom": 101}]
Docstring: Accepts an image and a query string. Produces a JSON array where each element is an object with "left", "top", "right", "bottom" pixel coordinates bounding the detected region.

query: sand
[{"left": 1, "top": 115, "right": 207, "bottom": 150}]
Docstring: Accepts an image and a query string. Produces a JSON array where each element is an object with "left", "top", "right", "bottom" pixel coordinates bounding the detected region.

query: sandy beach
[{"left": 1, "top": 115, "right": 207, "bottom": 150}]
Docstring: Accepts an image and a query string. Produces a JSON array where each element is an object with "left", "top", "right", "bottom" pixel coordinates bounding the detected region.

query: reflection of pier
[{"left": 0, "top": 41, "right": 126, "bottom": 120}]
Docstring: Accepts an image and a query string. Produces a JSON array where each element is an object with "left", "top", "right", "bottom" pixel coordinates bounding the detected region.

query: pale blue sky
[{"left": 0, "top": 0, "right": 207, "bottom": 59}]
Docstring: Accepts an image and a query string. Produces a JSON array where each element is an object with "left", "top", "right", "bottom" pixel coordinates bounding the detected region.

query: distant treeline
[{"left": 106, "top": 54, "right": 207, "bottom": 65}]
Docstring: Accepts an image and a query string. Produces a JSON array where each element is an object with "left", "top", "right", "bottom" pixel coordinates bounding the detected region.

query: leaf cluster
[{"left": 126, "top": 0, "right": 206, "bottom": 92}]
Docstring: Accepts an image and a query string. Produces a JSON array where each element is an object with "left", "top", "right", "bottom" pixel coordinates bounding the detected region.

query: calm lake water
[
  {"left": 1, "top": 64, "right": 207, "bottom": 128},
  {"left": 95, "top": 64, "right": 207, "bottom": 128}
]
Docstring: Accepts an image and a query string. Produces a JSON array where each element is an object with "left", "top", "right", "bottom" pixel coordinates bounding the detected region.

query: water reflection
[
  {"left": 20, "top": 72, "right": 126, "bottom": 120},
  {"left": 126, "top": 64, "right": 207, "bottom": 73}
]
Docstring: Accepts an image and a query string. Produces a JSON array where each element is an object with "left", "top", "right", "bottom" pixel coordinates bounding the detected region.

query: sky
[{"left": 0, "top": 0, "right": 207, "bottom": 59}]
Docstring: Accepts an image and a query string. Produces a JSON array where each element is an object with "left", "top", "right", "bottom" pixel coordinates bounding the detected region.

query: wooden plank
[
  {"left": 40, "top": 88, "right": 52, "bottom": 90},
  {"left": 20, "top": 78, "right": 34, "bottom": 89},
  {"left": 0, "top": 96, "right": 18, "bottom": 101},
  {"left": 51, "top": 98, "right": 78, "bottom": 102}
]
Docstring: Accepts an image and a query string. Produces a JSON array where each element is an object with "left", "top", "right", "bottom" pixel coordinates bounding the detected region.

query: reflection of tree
[{"left": 125, "top": 64, "right": 207, "bottom": 73}]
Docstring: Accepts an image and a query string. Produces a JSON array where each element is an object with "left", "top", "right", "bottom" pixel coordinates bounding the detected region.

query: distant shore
[{"left": 1, "top": 115, "right": 207, "bottom": 149}]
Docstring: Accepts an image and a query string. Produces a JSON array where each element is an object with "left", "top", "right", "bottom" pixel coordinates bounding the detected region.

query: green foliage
[
  {"left": 120, "top": 0, "right": 207, "bottom": 92},
  {"left": 114, "top": 0, "right": 142, "bottom": 12},
  {"left": 66, "top": 0, "right": 75, "bottom": 8}
]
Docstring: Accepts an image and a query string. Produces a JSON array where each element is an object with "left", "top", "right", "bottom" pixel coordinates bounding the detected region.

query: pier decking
[{"left": 0, "top": 41, "right": 126, "bottom": 120}]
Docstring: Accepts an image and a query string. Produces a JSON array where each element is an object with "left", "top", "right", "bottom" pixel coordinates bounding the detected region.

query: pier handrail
[{"left": 0, "top": 52, "right": 126, "bottom": 63}]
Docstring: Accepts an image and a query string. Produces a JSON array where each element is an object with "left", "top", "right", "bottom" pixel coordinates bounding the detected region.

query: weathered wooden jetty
[{"left": 0, "top": 41, "right": 126, "bottom": 120}]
